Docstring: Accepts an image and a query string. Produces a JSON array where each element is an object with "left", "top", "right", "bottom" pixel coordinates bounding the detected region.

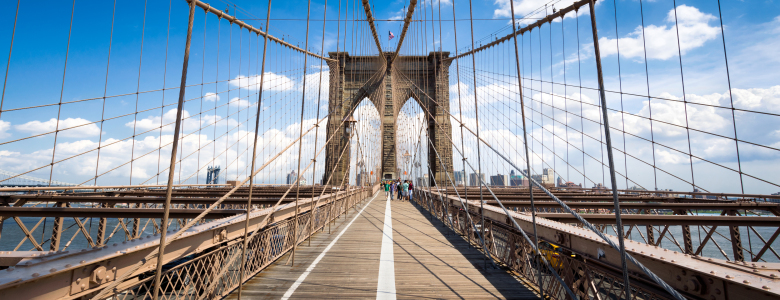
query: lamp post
[
  {"left": 344, "top": 116, "right": 357, "bottom": 188},
  {"left": 403, "top": 150, "right": 411, "bottom": 180}
]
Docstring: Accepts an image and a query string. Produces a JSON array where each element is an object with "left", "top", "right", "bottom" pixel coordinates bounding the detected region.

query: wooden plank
[{"left": 228, "top": 197, "right": 539, "bottom": 299}]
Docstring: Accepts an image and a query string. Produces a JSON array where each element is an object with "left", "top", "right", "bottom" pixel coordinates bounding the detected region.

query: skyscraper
[
  {"left": 490, "top": 174, "right": 509, "bottom": 186},
  {"left": 469, "top": 173, "right": 485, "bottom": 186},
  {"left": 286, "top": 170, "right": 298, "bottom": 185},
  {"left": 453, "top": 170, "right": 465, "bottom": 186}
]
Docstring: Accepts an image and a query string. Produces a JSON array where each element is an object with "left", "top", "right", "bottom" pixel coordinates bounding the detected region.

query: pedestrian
[
  {"left": 408, "top": 180, "right": 414, "bottom": 201},
  {"left": 384, "top": 181, "right": 391, "bottom": 200},
  {"left": 391, "top": 181, "right": 397, "bottom": 200},
  {"left": 401, "top": 180, "right": 409, "bottom": 201},
  {"left": 396, "top": 179, "right": 402, "bottom": 200}
]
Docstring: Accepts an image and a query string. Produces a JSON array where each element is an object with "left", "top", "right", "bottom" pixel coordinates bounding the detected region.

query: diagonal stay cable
[
  {"left": 394, "top": 72, "right": 577, "bottom": 298},
  {"left": 396, "top": 70, "right": 684, "bottom": 299}
]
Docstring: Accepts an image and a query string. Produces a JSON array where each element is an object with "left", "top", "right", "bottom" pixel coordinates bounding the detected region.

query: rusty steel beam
[
  {"left": 1, "top": 195, "right": 301, "bottom": 205},
  {"left": 0, "top": 207, "right": 244, "bottom": 219},
  {"left": 447, "top": 187, "right": 780, "bottom": 200},
  {"left": 488, "top": 200, "right": 780, "bottom": 212},
  {"left": 534, "top": 213, "right": 780, "bottom": 226}
]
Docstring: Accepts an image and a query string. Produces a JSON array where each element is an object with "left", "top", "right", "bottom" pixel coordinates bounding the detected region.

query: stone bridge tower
[{"left": 323, "top": 52, "right": 454, "bottom": 187}]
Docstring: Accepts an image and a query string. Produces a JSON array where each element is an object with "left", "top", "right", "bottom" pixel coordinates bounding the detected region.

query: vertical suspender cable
[
  {"left": 309, "top": 0, "right": 328, "bottom": 246},
  {"left": 506, "top": 0, "right": 543, "bottom": 295},
  {"left": 153, "top": 1, "right": 196, "bottom": 300},
  {"left": 237, "top": 0, "right": 273, "bottom": 298},
  {"left": 586, "top": 1, "right": 631, "bottom": 298},
  {"left": 449, "top": 0, "right": 471, "bottom": 246},
  {"left": 465, "top": 0, "right": 488, "bottom": 269},
  {"left": 292, "top": 0, "right": 313, "bottom": 266}
]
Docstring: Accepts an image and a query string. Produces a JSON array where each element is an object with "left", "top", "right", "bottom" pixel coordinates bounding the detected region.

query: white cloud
[
  {"left": 389, "top": 7, "right": 407, "bottom": 21},
  {"left": 15, "top": 118, "right": 101, "bottom": 138},
  {"left": 0, "top": 120, "right": 10, "bottom": 139},
  {"left": 228, "top": 72, "right": 294, "bottom": 91},
  {"left": 229, "top": 97, "right": 254, "bottom": 109},
  {"left": 598, "top": 5, "right": 719, "bottom": 60},
  {"left": 204, "top": 92, "right": 220, "bottom": 102},
  {"left": 493, "top": 0, "right": 581, "bottom": 22},
  {"left": 125, "top": 109, "right": 239, "bottom": 133}
]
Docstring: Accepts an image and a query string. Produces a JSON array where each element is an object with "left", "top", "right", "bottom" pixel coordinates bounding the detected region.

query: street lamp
[
  {"left": 345, "top": 115, "right": 357, "bottom": 135},
  {"left": 403, "top": 150, "right": 411, "bottom": 180},
  {"left": 344, "top": 115, "right": 357, "bottom": 188}
]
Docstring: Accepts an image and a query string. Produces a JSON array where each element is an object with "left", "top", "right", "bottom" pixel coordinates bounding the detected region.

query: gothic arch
[{"left": 323, "top": 51, "right": 453, "bottom": 186}]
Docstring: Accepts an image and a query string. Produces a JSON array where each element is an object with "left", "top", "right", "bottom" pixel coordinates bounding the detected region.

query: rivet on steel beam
[
  {"left": 744, "top": 280, "right": 751, "bottom": 284},
  {"left": 32, "top": 273, "right": 40, "bottom": 277},
  {"left": 49, "top": 268, "right": 56, "bottom": 273},
  {"left": 80, "top": 260, "right": 85, "bottom": 264}
]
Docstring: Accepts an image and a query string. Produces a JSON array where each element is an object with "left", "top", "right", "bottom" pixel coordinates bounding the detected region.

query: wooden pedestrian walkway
[{"left": 228, "top": 192, "right": 540, "bottom": 299}]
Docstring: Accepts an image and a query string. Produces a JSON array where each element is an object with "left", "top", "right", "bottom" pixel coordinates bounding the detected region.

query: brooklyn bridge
[{"left": 0, "top": 0, "right": 778, "bottom": 299}]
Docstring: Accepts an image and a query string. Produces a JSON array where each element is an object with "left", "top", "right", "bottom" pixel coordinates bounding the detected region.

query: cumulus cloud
[
  {"left": 493, "top": 0, "right": 582, "bottom": 23},
  {"left": 229, "top": 97, "right": 254, "bottom": 109},
  {"left": 598, "top": 5, "right": 719, "bottom": 60},
  {"left": 15, "top": 118, "right": 101, "bottom": 138},
  {"left": 204, "top": 92, "right": 220, "bottom": 102},
  {"left": 389, "top": 7, "right": 407, "bottom": 21},
  {"left": 0, "top": 114, "right": 331, "bottom": 186},
  {"left": 125, "top": 109, "right": 239, "bottom": 133},
  {"left": 0, "top": 120, "right": 10, "bottom": 139},
  {"left": 228, "top": 72, "right": 294, "bottom": 91}
]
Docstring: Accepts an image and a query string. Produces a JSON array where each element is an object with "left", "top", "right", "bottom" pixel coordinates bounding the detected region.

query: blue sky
[{"left": 0, "top": 0, "right": 778, "bottom": 194}]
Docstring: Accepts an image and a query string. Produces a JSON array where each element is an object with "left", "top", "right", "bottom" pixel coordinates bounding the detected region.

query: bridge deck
[{"left": 228, "top": 192, "right": 539, "bottom": 299}]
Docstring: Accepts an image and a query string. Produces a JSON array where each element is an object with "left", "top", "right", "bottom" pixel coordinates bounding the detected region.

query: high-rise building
[
  {"left": 557, "top": 176, "right": 566, "bottom": 187},
  {"left": 529, "top": 168, "right": 555, "bottom": 186},
  {"left": 510, "top": 171, "right": 524, "bottom": 186},
  {"left": 453, "top": 171, "right": 465, "bottom": 186},
  {"left": 286, "top": 170, "right": 298, "bottom": 185},
  {"left": 490, "top": 174, "right": 509, "bottom": 186},
  {"left": 469, "top": 173, "right": 485, "bottom": 186}
]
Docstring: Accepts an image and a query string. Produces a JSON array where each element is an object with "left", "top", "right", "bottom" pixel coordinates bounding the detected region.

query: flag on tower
[{"left": 389, "top": 31, "right": 395, "bottom": 40}]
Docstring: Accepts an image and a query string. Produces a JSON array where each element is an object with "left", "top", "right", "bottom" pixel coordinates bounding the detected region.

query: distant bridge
[{"left": 0, "top": 169, "right": 77, "bottom": 187}]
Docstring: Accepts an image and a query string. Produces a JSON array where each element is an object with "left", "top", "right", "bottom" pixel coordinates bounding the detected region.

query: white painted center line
[
  {"left": 281, "top": 192, "right": 379, "bottom": 300},
  {"left": 376, "top": 197, "right": 396, "bottom": 300}
]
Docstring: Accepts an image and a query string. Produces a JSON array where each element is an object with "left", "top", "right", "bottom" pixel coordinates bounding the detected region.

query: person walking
[
  {"left": 401, "top": 180, "right": 409, "bottom": 201},
  {"left": 396, "top": 179, "right": 403, "bottom": 201},
  {"left": 390, "top": 181, "right": 397, "bottom": 200},
  {"left": 408, "top": 180, "right": 414, "bottom": 201},
  {"left": 384, "top": 181, "right": 390, "bottom": 200}
]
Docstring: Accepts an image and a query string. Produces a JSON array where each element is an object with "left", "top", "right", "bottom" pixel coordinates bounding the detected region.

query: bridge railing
[
  {"left": 0, "top": 186, "right": 372, "bottom": 299},
  {"left": 414, "top": 189, "right": 669, "bottom": 300},
  {"left": 111, "top": 187, "right": 370, "bottom": 300},
  {"left": 415, "top": 188, "right": 780, "bottom": 300}
]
